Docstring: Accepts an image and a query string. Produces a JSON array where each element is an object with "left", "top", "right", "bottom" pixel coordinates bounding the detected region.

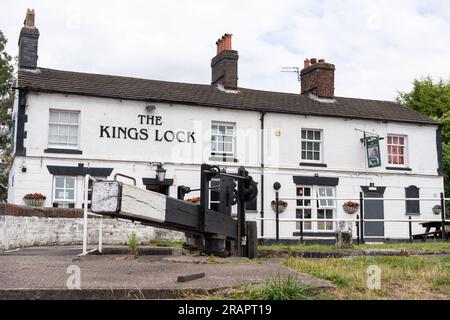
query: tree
[
  {"left": 0, "top": 30, "right": 14, "bottom": 201},
  {"left": 396, "top": 76, "right": 450, "bottom": 203}
]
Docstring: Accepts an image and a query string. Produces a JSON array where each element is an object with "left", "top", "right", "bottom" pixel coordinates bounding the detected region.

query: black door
[{"left": 361, "top": 186, "right": 386, "bottom": 240}]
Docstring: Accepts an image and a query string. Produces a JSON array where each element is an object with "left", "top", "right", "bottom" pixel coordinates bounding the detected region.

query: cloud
[{"left": 1, "top": 0, "right": 449, "bottom": 100}]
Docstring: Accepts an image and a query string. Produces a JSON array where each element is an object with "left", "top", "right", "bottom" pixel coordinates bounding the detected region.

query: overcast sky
[{"left": 1, "top": 0, "right": 449, "bottom": 101}]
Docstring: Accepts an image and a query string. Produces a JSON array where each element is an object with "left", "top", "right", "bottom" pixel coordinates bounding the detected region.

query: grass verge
[
  {"left": 215, "top": 274, "right": 323, "bottom": 300},
  {"left": 286, "top": 255, "right": 450, "bottom": 299},
  {"left": 259, "top": 241, "right": 450, "bottom": 253},
  {"left": 148, "top": 239, "right": 184, "bottom": 248}
]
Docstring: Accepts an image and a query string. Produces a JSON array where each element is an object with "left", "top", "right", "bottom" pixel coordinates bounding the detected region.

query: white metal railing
[
  {"left": 277, "top": 197, "right": 450, "bottom": 201},
  {"left": 258, "top": 193, "right": 449, "bottom": 242},
  {"left": 252, "top": 218, "right": 450, "bottom": 223},
  {"left": 81, "top": 175, "right": 103, "bottom": 255}
]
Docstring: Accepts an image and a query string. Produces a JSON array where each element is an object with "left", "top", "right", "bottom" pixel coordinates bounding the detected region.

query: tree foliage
[
  {"left": 0, "top": 30, "right": 14, "bottom": 201},
  {"left": 396, "top": 76, "right": 450, "bottom": 199}
]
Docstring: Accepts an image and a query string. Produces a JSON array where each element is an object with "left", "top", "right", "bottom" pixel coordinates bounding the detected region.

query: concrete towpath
[{"left": 0, "top": 246, "right": 333, "bottom": 299}]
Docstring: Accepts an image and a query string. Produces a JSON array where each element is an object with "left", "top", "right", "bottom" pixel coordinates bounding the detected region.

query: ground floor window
[
  {"left": 210, "top": 179, "right": 220, "bottom": 212},
  {"left": 53, "top": 176, "right": 76, "bottom": 208},
  {"left": 296, "top": 185, "right": 336, "bottom": 232}
]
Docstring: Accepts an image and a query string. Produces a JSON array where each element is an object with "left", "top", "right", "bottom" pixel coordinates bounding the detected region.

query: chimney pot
[
  {"left": 310, "top": 58, "right": 317, "bottom": 64},
  {"left": 24, "top": 8, "right": 35, "bottom": 28},
  {"left": 304, "top": 59, "right": 310, "bottom": 69},
  {"left": 216, "top": 33, "right": 233, "bottom": 54},
  {"left": 318, "top": 59, "right": 325, "bottom": 64}
]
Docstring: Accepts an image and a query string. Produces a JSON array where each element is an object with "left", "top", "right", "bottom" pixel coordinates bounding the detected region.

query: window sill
[
  {"left": 299, "top": 162, "right": 327, "bottom": 168},
  {"left": 209, "top": 156, "right": 238, "bottom": 163},
  {"left": 45, "top": 148, "right": 83, "bottom": 155},
  {"left": 386, "top": 167, "right": 412, "bottom": 171}
]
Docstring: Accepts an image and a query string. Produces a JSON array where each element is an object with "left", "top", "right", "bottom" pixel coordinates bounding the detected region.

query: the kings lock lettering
[{"left": 99, "top": 115, "right": 196, "bottom": 143}]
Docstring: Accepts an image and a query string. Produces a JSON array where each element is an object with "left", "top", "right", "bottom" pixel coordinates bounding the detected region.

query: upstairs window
[
  {"left": 387, "top": 135, "right": 407, "bottom": 166},
  {"left": 49, "top": 110, "right": 80, "bottom": 147},
  {"left": 301, "top": 129, "right": 322, "bottom": 162},
  {"left": 211, "top": 122, "right": 235, "bottom": 160}
]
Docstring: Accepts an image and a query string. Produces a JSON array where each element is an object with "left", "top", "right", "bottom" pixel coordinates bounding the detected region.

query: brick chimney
[
  {"left": 301, "top": 58, "right": 335, "bottom": 98},
  {"left": 211, "top": 33, "right": 238, "bottom": 89},
  {"left": 18, "top": 9, "right": 39, "bottom": 70}
]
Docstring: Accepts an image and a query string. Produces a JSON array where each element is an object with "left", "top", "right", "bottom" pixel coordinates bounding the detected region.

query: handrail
[{"left": 114, "top": 173, "right": 136, "bottom": 186}]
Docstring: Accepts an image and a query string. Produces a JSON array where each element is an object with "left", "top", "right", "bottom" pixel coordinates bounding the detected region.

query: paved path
[{"left": 0, "top": 246, "right": 333, "bottom": 299}]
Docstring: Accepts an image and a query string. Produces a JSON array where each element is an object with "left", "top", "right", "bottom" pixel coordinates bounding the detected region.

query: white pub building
[{"left": 8, "top": 10, "right": 445, "bottom": 243}]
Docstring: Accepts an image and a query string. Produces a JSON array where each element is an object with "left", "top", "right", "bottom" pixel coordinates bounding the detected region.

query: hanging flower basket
[
  {"left": 343, "top": 201, "right": 359, "bottom": 214},
  {"left": 23, "top": 193, "right": 46, "bottom": 207},
  {"left": 185, "top": 197, "right": 201, "bottom": 205},
  {"left": 271, "top": 200, "right": 288, "bottom": 213}
]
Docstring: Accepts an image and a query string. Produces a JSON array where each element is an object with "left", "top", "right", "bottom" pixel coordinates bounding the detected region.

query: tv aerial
[{"left": 280, "top": 67, "right": 301, "bottom": 82}]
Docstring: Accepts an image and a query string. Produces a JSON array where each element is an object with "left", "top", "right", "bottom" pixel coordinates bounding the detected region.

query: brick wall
[
  {"left": 300, "top": 61, "right": 335, "bottom": 98},
  {"left": 0, "top": 204, "right": 184, "bottom": 250}
]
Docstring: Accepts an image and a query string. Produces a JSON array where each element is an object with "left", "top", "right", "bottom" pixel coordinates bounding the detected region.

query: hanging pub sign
[{"left": 366, "top": 138, "right": 381, "bottom": 168}]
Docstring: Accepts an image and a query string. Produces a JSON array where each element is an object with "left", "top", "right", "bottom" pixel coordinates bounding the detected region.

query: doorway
[
  {"left": 361, "top": 186, "right": 386, "bottom": 241},
  {"left": 145, "top": 184, "right": 169, "bottom": 196},
  {"left": 142, "top": 177, "right": 173, "bottom": 196}
]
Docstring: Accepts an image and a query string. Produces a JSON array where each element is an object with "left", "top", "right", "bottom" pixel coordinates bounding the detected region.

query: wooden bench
[{"left": 412, "top": 231, "right": 441, "bottom": 241}]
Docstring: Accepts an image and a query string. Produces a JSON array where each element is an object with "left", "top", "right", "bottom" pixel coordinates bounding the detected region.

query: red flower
[
  {"left": 24, "top": 193, "right": 47, "bottom": 200},
  {"left": 343, "top": 201, "right": 359, "bottom": 208},
  {"left": 186, "top": 197, "right": 201, "bottom": 204}
]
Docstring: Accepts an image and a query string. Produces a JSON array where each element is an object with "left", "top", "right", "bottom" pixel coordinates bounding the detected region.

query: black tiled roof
[{"left": 17, "top": 67, "right": 437, "bottom": 125}]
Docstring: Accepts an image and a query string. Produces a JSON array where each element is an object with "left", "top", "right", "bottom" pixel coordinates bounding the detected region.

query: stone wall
[{"left": 0, "top": 204, "right": 184, "bottom": 250}]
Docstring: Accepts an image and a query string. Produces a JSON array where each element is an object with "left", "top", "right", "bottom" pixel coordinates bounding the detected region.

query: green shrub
[{"left": 128, "top": 232, "right": 138, "bottom": 258}]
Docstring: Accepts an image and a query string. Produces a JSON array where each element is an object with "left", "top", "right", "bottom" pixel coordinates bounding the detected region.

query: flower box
[
  {"left": 23, "top": 193, "right": 47, "bottom": 207},
  {"left": 24, "top": 198, "right": 45, "bottom": 207}
]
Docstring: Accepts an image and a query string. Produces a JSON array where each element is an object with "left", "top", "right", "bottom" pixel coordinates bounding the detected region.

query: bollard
[
  {"left": 408, "top": 216, "right": 413, "bottom": 243},
  {"left": 275, "top": 190, "right": 280, "bottom": 244},
  {"left": 359, "top": 192, "right": 365, "bottom": 244}
]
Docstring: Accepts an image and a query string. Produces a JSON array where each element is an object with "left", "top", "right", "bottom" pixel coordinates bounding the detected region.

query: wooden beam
[{"left": 91, "top": 181, "right": 238, "bottom": 239}]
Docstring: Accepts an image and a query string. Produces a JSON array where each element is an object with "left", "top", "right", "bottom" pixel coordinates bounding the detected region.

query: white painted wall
[{"left": 8, "top": 91, "right": 444, "bottom": 241}]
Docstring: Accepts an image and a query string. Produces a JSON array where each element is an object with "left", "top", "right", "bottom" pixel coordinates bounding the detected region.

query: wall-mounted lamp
[
  {"left": 432, "top": 205, "right": 442, "bottom": 215},
  {"left": 368, "top": 182, "right": 377, "bottom": 191},
  {"left": 145, "top": 105, "right": 156, "bottom": 113},
  {"left": 156, "top": 163, "right": 166, "bottom": 183}
]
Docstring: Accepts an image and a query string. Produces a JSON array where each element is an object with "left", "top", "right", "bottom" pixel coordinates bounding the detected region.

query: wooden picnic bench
[{"left": 412, "top": 221, "right": 450, "bottom": 241}]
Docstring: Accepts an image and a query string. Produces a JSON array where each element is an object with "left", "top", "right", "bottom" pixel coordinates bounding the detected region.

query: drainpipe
[{"left": 260, "top": 111, "right": 266, "bottom": 237}]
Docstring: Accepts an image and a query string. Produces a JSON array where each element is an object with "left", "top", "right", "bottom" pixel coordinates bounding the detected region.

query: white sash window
[
  {"left": 49, "top": 110, "right": 80, "bottom": 147},
  {"left": 296, "top": 185, "right": 336, "bottom": 232}
]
